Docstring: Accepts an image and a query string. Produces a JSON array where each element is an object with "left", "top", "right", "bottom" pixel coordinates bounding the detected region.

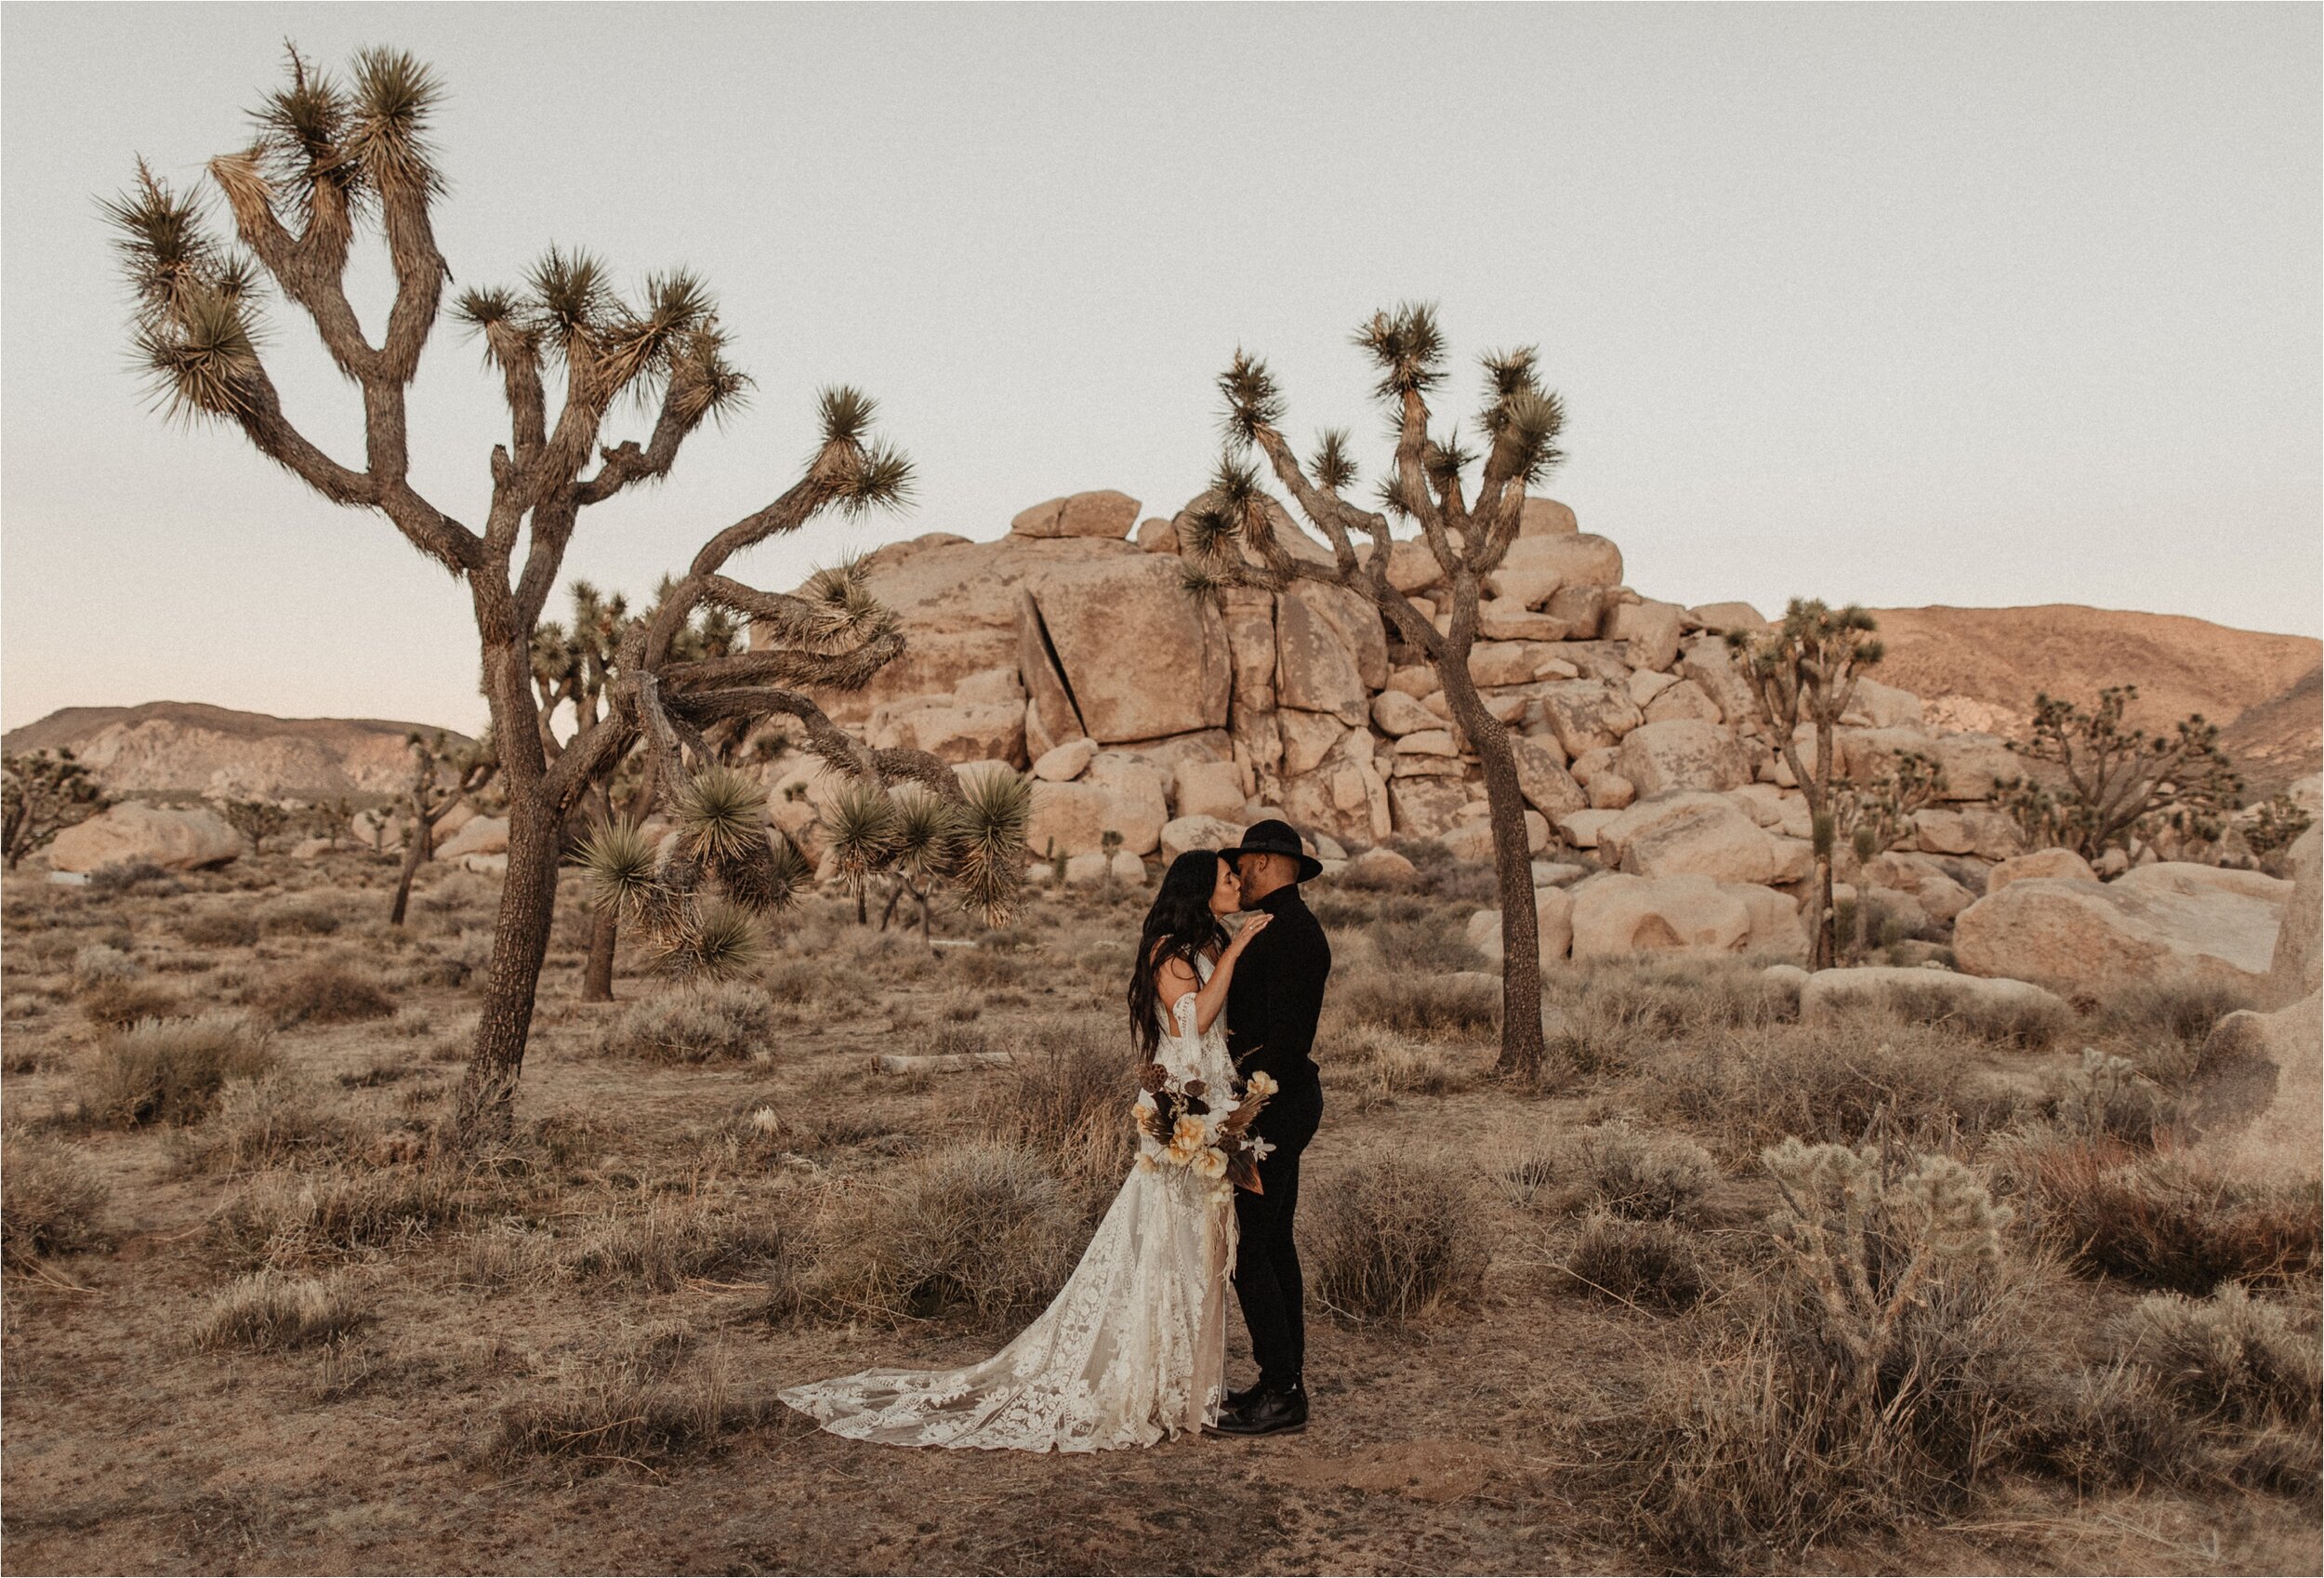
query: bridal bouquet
[{"left": 1134, "top": 1066, "right": 1276, "bottom": 1193}]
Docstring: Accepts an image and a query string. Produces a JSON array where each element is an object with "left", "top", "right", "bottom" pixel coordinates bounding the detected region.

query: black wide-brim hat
[{"left": 1222, "top": 818, "right": 1324, "bottom": 883}]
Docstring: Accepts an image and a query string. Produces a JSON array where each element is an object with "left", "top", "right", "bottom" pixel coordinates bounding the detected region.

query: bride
[{"left": 778, "top": 849, "right": 1274, "bottom": 1452}]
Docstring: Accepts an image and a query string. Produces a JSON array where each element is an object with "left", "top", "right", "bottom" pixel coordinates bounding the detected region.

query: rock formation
[{"left": 2, "top": 701, "right": 467, "bottom": 799}]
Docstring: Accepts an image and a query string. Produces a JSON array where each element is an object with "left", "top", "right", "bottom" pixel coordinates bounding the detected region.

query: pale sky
[{"left": 5, "top": 3, "right": 2318, "bottom": 736}]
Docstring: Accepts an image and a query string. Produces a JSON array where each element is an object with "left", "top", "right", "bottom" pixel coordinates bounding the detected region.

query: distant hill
[
  {"left": 1864, "top": 604, "right": 2321, "bottom": 795},
  {"left": 1, "top": 701, "right": 472, "bottom": 801}
]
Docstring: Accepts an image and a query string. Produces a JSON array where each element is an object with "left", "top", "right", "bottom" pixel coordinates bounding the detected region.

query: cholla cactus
[{"left": 1761, "top": 1136, "right": 2012, "bottom": 1369}]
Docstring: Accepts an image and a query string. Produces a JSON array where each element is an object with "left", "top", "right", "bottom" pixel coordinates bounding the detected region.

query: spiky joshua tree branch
[
  {"left": 103, "top": 45, "right": 958, "bottom": 1139},
  {"left": 1185, "top": 304, "right": 1566, "bottom": 1080}
]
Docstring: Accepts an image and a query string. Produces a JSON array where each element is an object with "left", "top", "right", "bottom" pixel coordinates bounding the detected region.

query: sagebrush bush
[
  {"left": 1327, "top": 974, "right": 1498, "bottom": 1042},
  {"left": 966, "top": 1016, "right": 1136, "bottom": 1202},
  {"left": 1867, "top": 981, "right": 2070, "bottom": 1049},
  {"left": 215, "top": 1165, "right": 465, "bottom": 1263},
  {"left": 1, "top": 1129, "right": 110, "bottom": 1260},
  {"left": 2009, "top": 1359, "right": 2192, "bottom": 1491},
  {"left": 172, "top": 1076, "right": 364, "bottom": 1174},
  {"left": 70, "top": 943, "right": 142, "bottom": 988},
  {"left": 1565, "top": 1212, "right": 1707, "bottom": 1310},
  {"left": 807, "top": 1142, "right": 1076, "bottom": 1324},
  {"left": 2115, "top": 1282, "right": 2321, "bottom": 1429},
  {"left": 77, "top": 976, "right": 185, "bottom": 1028},
  {"left": 2094, "top": 977, "right": 2259, "bottom": 1088},
  {"left": 80, "top": 1013, "right": 276, "bottom": 1127},
  {"left": 1648, "top": 1020, "right": 2011, "bottom": 1159},
  {"left": 86, "top": 860, "right": 177, "bottom": 895},
  {"left": 1364, "top": 912, "right": 1487, "bottom": 974},
  {"left": 1307, "top": 1153, "right": 1489, "bottom": 1321},
  {"left": 591, "top": 983, "right": 777, "bottom": 1064},
  {"left": 1565, "top": 1120, "right": 1718, "bottom": 1220},
  {"left": 251, "top": 962, "right": 396, "bottom": 1028},
  {"left": 1996, "top": 1132, "right": 2319, "bottom": 1293},
  {"left": 494, "top": 1354, "right": 775, "bottom": 1470},
  {"left": 561, "top": 1196, "right": 797, "bottom": 1293},
  {"left": 191, "top": 1270, "right": 366, "bottom": 1350},
  {"left": 1330, "top": 1024, "right": 1472, "bottom": 1107},
  {"left": 259, "top": 896, "right": 343, "bottom": 936}
]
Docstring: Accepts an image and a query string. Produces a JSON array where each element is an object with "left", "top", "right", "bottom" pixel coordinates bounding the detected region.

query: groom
[{"left": 1210, "top": 818, "right": 1329, "bottom": 1438}]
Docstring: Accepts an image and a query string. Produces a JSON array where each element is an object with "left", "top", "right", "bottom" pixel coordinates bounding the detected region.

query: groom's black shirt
[{"left": 1225, "top": 883, "right": 1329, "bottom": 1097}]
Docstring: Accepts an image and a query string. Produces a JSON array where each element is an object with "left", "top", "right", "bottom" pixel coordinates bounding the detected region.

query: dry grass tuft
[
  {"left": 1543, "top": 957, "right": 1800, "bottom": 1078},
  {"left": 1, "top": 1129, "right": 110, "bottom": 1261},
  {"left": 561, "top": 1196, "right": 799, "bottom": 1294},
  {"left": 1997, "top": 1132, "right": 2320, "bottom": 1293},
  {"left": 80, "top": 1013, "right": 276, "bottom": 1127},
  {"left": 965, "top": 1015, "right": 1136, "bottom": 1203},
  {"left": 1330, "top": 1025, "right": 1474, "bottom": 1109},
  {"left": 806, "top": 1142, "right": 1077, "bottom": 1324},
  {"left": 1327, "top": 974, "right": 1499, "bottom": 1042},
  {"left": 1307, "top": 1151, "right": 1489, "bottom": 1321},
  {"left": 251, "top": 962, "right": 396, "bottom": 1028},
  {"left": 216, "top": 1165, "right": 467, "bottom": 1264},
  {"left": 1564, "top": 1119, "right": 1719, "bottom": 1220},
  {"left": 2114, "top": 1282, "right": 2320, "bottom": 1430},
  {"left": 590, "top": 983, "right": 777, "bottom": 1064},
  {"left": 191, "top": 1270, "right": 367, "bottom": 1350},
  {"left": 178, "top": 909, "right": 260, "bottom": 948},
  {"left": 77, "top": 976, "right": 187, "bottom": 1028},
  {"left": 1565, "top": 1212, "right": 1708, "bottom": 1310},
  {"left": 172, "top": 1076, "right": 366, "bottom": 1174},
  {"left": 494, "top": 1351, "right": 776, "bottom": 1472},
  {"left": 1867, "top": 981, "right": 2072, "bottom": 1049}
]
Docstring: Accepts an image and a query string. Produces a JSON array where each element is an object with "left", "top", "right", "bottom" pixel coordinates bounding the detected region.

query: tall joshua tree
[
  {"left": 1994, "top": 686, "right": 2242, "bottom": 863},
  {"left": 1727, "top": 600, "right": 1885, "bottom": 970},
  {"left": 105, "top": 46, "right": 970, "bottom": 1137},
  {"left": 1190, "top": 304, "right": 1567, "bottom": 1080}
]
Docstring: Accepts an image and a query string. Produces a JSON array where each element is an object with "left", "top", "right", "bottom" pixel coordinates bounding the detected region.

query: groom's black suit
[{"left": 1224, "top": 882, "right": 1328, "bottom": 1396}]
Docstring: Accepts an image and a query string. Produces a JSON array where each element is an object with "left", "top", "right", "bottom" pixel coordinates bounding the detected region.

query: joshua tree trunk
[
  {"left": 1436, "top": 637, "right": 1546, "bottom": 1075},
  {"left": 389, "top": 812, "right": 433, "bottom": 926},
  {"left": 456, "top": 801, "right": 561, "bottom": 1138}
]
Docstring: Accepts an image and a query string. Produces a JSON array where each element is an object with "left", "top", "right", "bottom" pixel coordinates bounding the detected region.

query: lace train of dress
[{"left": 778, "top": 961, "right": 1240, "bottom": 1452}]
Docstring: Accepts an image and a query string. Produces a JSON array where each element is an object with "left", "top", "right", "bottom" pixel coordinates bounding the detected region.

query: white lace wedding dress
[{"left": 778, "top": 958, "right": 1241, "bottom": 1452}]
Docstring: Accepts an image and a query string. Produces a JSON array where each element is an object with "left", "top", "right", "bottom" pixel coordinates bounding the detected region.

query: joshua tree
[
  {"left": 1727, "top": 600, "right": 1886, "bottom": 970},
  {"left": 2240, "top": 791, "right": 2315, "bottom": 869},
  {"left": 212, "top": 796, "right": 291, "bottom": 855},
  {"left": 1, "top": 749, "right": 111, "bottom": 869},
  {"left": 1993, "top": 686, "right": 2242, "bottom": 864},
  {"left": 1190, "top": 304, "right": 1566, "bottom": 1080},
  {"left": 1834, "top": 749, "right": 1947, "bottom": 868},
  {"left": 106, "top": 46, "right": 971, "bottom": 1137},
  {"left": 389, "top": 729, "right": 499, "bottom": 925}
]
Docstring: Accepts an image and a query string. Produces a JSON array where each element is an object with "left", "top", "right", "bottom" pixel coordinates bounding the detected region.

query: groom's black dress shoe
[
  {"left": 1208, "top": 1387, "right": 1308, "bottom": 1437},
  {"left": 1221, "top": 1383, "right": 1262, "bottom": 1412}
]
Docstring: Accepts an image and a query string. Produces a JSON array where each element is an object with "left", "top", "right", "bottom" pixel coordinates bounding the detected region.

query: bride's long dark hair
[{"left": 1126, "top": 850, "right": 1230, "bottom": 1060}]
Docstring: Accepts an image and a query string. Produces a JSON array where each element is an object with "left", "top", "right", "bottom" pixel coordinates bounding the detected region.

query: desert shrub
[
  {"left": 561, "top": 1196, "right": 797, "bottom": 1293},
  {"left": 80, "top": 1013, "right": 276, "bottom": 1127},
  {"left": 589, "top": 983, "right": 777, "bottom": 1064},
  {"left": 2047, "top": 1047, "right": 2174, "bottom": 1147},
  {"left": 1328, "top": 973, "right": 1498, "bottom": 1042},
  {"left": 1329, "top": 1024, "right": 1472, "bottom": 1109},
  {"left": 215, "top": 1165, "right": 466, "bottom": 1264},
  {"left": 965, "top": 1016, "right": 1134, "bottom": 1201},
  {"left": 2115, "top": 1282, "right": 2320, "bottom": 1430},
  {"left": 259, "top": 895, "right": 343, "bottom": 936},
  {"left": 172, "top": 1076, "right": 364, "bottom": 1174},
  {"left": 1867, "top": 981, "right": 2070, "bottom": 1050},
  {"left": 1386, "top": 838, "right": 1497, "bottom": 903},
  {"left": 2093, "top": 976, "right": 2259, "bottom": 1087},
  {"left": 251, "top": 962, "right": 396, "bottom": 1028},
  {"left": 1565, "top": 1212, "right": 1707, "bottom": 1310},
  {"left": 1614, "top": 1140, "right": 2027, "bottom": 1566},
  {"left": 1648, "top": 1021, "right": 2011, "bottom": 1160},
  {"left": 758, "top": 958, "right": 826, "bottom": 1007},
  {"left": 1364, "top": 912, "right": 1487, "bottom": 975},
  {"left": 494, "top": 1352, "right": 775, "bottom": 1469},
  {"left": 807, "top": 1142, "right": 1077, "bottom": 1324},
  {"left": 2009, "top": 1359, "right": 2193, "bottom": 1491},
  {"left": 70, "top": 943, "right": 142, "bottom": 988},
  {"left": 1543, "top": 958, "right": 1798, "bottom": 1078},
  {"left": 87, "top": 860, "right": 180, "bottom": 896},
  {"left": 1, "top": 1130, "right": 110, "bottom": 1260},
  {"left": 191, "top": 1270, "right": 366, "bottom": 1351},
  {"left": 1478, "top": 1121, "right": 1562, "bottom": 1207},
  {"left": 955, "top": 948, "right": 1028, "bottom": 989},
  {"left": 1307, "top": 1152, "right": 1489, "bottom": 1321},
  {"left": 1997, "top": 1132, "right": 2319, "bottom": 1293},
  {"left": 77, "top": 976, "right": 185, "bottom": 1028},
  {"left": 457, "top": 1221, "right": 556, "bottom": 1293},
  {"left": 1565, "top": 1120, "right": 1718, "bottom": 1221}
]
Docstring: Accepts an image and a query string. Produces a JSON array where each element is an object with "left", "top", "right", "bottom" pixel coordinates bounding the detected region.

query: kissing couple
[{"left": 780, "top": 818, "right": 1330, "bottom": 1450}]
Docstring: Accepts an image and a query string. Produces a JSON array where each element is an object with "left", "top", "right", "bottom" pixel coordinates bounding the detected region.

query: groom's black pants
[{"left": 1233, "top": 1080, "right": 1322, "bottom": 1395}]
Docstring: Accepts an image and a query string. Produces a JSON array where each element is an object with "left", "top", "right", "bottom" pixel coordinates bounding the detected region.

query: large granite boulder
[
  {"left": 2266, "top": 828, "right": 2320, "bottom": 1005},
  {"left": 1275, "top": 586, "right": 1371, "bottom": 724},
  {"left": 1604, "top": 599, "right": 1684, "bottom": 673},
  {"left": 1841, "top": 678, "right": 1925, "bottom": 730},
  {"left": 1855, "top": 851, "right": 1977, "bottom": 923},
  {"left": 1026, "top": 556, "right": 1231, "bottom": 743},
  {"left": 1618, "top": 718, "right": 1751, "bottom": 797},
  {"left": 1568, "top": 872, "right": 1752, "bottom": 958},
  {"left": 1952, "top": 873, "right": 2285, "bottom": 997},
  {"left": 865, "top": 697, "right": 1026, "bottom": 765},
  {"left": 1159, "top": 814, "right": 1243, "bottom": 863},
  {"left": 1011, "top": 490, "right": 1141, "bottom": 539},
  {"left": 1519, "top": 497, "right": 1579, "bottom": 537},
  {"left": 1677, "top": 638, "right": 1764, "bottom": 735},
  {"left": 1598, "top": 792, "right": 1782, "bottom": 884},
  {"left": 1512, "top": 736, "right": 1588, "bottom": 817},
  {"left": 1986, "top": 846, "right": 2096, "bottom": 894},
  {"left": 1026, "top": 761, "right": 1167, "bottom": 859},
  {"left": 1538, "top": 680, "right": 1644, "bottom": 758},
  {"left": 1798, "top": 965, "right": 2068, "bottom": 1026},
  {"left": 2112, "top": 862, "right": 2294, "bottom": 905},
  {"left": 2187, "top": 990, "right": 2321, "bottom": 1187},
  {"left": 1464, "top": 885, "right": 1578, "bottom": 967},
  {"left": 437, "top": 815, "right": 510, "bottom": 860},
  {"left": 1488, "top": 533, "right": 1625, "bottom": 610},
  {"left": 1389, "top": 777, "right": 1471, "bottom": 841},
  {"left": 1171, "top": 759, "right": 1248, "bottom": 821},
  {"left": 44, "top": 801, "right": 242, "bottom": 872}
]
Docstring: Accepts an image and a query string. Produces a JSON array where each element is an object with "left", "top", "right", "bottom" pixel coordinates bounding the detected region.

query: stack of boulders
[{"left": 745, "top": 487, "right": 2303, "bottom": 972}]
